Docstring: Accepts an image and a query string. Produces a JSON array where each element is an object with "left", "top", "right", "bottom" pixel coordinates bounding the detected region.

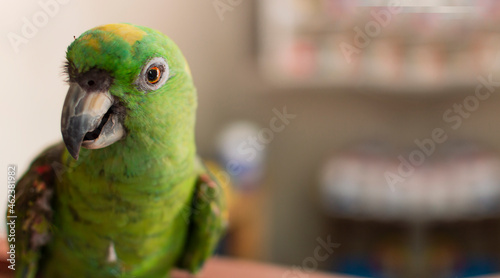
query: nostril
[{"left": 88, "top": 80, "right": 95, "bottom": 86}]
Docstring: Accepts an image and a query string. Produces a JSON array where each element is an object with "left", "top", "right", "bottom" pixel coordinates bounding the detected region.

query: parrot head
[{"left": 61, "top": 23, "right": 196, "bottom": 160}]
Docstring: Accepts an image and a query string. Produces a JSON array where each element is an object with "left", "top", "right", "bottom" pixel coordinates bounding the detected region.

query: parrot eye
[
  {"left": 147, "top": 67, "right": 161, "bottom": 84},
  {"left": 135, "top": 57, "right": 169, "bottom": 92}
]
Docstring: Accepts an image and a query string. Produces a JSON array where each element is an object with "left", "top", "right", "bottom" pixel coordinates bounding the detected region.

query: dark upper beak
[
  {"left": 61, "top": 69, "right": 125, "bottom": 160},
  {"left": 61, "top": 83, "right": 113, "bottom": 159}
]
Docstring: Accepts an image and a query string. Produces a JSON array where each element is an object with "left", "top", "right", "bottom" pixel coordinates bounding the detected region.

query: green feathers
[{"left": 11, "top": 23, "right": 226, "bottom": 278}]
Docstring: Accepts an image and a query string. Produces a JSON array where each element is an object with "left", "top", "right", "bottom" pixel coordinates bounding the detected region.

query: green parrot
[{"left": 9, "top": 23, "right": 228, "bottom": 278}]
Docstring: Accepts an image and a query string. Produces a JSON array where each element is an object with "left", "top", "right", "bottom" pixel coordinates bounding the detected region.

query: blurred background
[{"left": 2, "top": 0, "right": 500, "bottom": 277}]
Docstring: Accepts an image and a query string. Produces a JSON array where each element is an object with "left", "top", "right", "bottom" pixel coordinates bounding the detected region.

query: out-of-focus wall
[{"left": 3, "top": 0, "right": 500, "bottom": 266}]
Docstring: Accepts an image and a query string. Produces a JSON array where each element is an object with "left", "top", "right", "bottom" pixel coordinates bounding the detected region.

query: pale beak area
[{"left": 61, "top": 83, "right": 125, "bottom": 160}]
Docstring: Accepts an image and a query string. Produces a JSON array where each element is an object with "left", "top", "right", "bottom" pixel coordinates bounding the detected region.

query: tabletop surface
[
  {"left": 0, "top": 256, "right": 353, "bottom": 278},
  {"left": 0, "top": 241, "right": 497, "bottom": 277},
  {"left": 0, "top": 256, "right": 498, "bottom": 278}
]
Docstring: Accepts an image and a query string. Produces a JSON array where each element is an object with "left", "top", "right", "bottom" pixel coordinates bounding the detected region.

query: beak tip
[
  {"left": 62, "top": 134, "right": 81, "bottom": 161},
  {"left": 68, "top": 146, "right": 81, "bottom": 161}
]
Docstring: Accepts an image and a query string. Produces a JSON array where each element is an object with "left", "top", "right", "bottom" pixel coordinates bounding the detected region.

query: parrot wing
[
  {"left": 176, "top": 164, "right": 229, "bottom": 273},
  {"left": 9, "top": 143, "right": 64, "bottom": 278}
]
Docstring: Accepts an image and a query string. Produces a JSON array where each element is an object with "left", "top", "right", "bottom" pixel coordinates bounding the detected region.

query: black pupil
[{"left": 147, "top": 68, "right": 158, "bottom": 82}]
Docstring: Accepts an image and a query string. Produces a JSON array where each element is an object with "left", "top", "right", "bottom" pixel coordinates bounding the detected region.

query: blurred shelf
[
  {"left": 259, "top": 74, "right": 482, "bottom": 95},
  {"left": 258, "top": 0, "right": 500, "bottom": 93},
  {"left": 319, "top": 141, "right": 500, "bottom": 222}
]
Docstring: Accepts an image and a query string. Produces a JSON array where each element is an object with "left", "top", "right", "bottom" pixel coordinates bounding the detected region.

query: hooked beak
[{"left": 61, "top": 83, "right": 125, "bottom": 160}]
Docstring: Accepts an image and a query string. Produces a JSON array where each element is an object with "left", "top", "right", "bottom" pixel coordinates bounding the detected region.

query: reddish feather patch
[{"left": 35, "top": 165, "right": 51, "bottom": 175}]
